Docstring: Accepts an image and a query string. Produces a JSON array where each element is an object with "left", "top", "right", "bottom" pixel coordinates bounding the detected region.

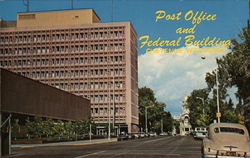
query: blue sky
[{"left": 0, "top": 0, "right": 249, "bottom": 115}]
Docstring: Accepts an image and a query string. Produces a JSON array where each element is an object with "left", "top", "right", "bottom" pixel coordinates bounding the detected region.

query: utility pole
[
  {"left": 201, "top": 57, "right": 221, "bottom": 123},
  {"left": 216, "top": 69, "right": 221, "bottom": 123},
  {"left": 161, "top": 118, "right": 163, "bottom": 133},
  {"left": 23, "top": 0, "right": 29, "bottom": 12},
  {"left": 89, "top": 121, "right": 92, "bottom": 142},
  {"left": 145, "top": 107, "right": 148, "bottom": 133},
  {"left": 108, "top": 73, "right": 111, "bottom": 140},
  {"left": 71, "top": 0, "right": 74, "bottom": 9},
  {"left": 112, "top": 74, "right": 115, "bottom": 135},
  {"left": 111, "top": 0, "right": 114, "bottom": 22}
]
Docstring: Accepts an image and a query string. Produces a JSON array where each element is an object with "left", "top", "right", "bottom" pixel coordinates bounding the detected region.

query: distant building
[
  {"left": 179, "top": 97, "right": 192, "bottom": 136},
  {"left": 0, "top": 9, "right": 139, "bottom": 134}
]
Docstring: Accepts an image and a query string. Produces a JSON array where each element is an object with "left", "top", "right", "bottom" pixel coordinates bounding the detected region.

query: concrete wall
[
  {"left": 0, "top": 68, "right": 90, "bottom": 120},
  {"left": 17, "top": 9, "right": 100, "bottom": 27}
]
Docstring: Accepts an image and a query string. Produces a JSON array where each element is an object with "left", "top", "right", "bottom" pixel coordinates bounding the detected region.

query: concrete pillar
[
  {"left": 9, "top": 115, "right": 12, "bottom": 155},
  {"left": 1, "top": 114, "right": 12, "bottom": 156},
  {"left": 128, "top": 124, "right": 131, "bottom": 133}
]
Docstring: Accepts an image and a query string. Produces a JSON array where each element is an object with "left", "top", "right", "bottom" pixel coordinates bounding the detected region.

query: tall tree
[
  {"left": 138, "top": 87, "right": 173, "bottom": 133},
  {"left": 205, "top": 26, "right": 250, "bottom": 122},
  {"left": 186, "top": 88, "right": 212, "bottom": 127}
]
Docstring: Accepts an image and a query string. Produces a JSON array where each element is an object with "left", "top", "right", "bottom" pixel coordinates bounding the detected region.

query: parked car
[
  {"left": 159, "top": 132, "right": 168, "bottom": 136},
  {"left": 194, "top": 127, "right": 208, "bottom": 139},
  {"left": 140, "top": 132, "right": 145, "bottom": 138},
  {"left": 127, "top": 133, "right": 135, "bottom": 139},
  {"left": 144, "top": 133, "right": 150, "bottom": 137},
  {"left": 149, "top": 132, "right": 157, "bottom": 137},
  {"left": 117, "top": 134, "right": 128, "bottom": 141},
  {"left": 202, "top": 123, "right": 250, "bottom": 158},
  {"left": 133, "top": 133, "right": 141, "bottom": 139}
]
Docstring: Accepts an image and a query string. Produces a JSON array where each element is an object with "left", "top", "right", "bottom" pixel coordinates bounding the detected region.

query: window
[
  {"left": 19, "top": 14, "right": 35, "bottom": 20},
  {"left": 214, "top": 127, "right": 245, "bottom": 135}
]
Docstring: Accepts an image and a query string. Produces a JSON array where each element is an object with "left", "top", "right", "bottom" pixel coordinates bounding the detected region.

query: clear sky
[{"left": 0, "top": 0, "right": 249, "bottom": 115}]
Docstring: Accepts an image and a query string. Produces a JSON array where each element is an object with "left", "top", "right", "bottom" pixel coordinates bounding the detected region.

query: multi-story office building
[{"left": 0, "top": 9, "right": 139, "bottom": 133}]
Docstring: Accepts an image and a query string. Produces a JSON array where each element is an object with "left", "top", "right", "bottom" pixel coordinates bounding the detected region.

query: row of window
[
  {"left": 91, "top": 107, "right": 126, "bottom": 115},
  {"left": 0, "top": 30, "right": 125, "bottom": 43},
  {"left": 0, "top": 56, "right": 124, "bottom": 66},
  {"left": 51, "top": 82, "right": 124, "bottom": 90},
  {"left": 94, "top": 117, "right": 126, "bottom": 123},
  {"left": 90, "top": 94, "right": 125, "bottom": 102},
  {"left": 12, "top": 69, "right": 125, "bottom": 78},
  {"left": 1, "top": 26, "right": 124, "bottom": 35},
  {"left": 0, "top": 43, "right": 125, "bottom": 55}
]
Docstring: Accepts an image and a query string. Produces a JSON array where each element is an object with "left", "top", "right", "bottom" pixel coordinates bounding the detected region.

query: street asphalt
[{"left": 5, "top": 136, "right": 202, "bottom": 158}]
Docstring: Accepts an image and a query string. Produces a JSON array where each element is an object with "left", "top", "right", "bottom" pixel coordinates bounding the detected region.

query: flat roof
[
  {"left": 0, "top": 68, "right": 91, "bottom": 121},
  {"left": 17, "top": 8, "right": 101, "bottom": 21}
]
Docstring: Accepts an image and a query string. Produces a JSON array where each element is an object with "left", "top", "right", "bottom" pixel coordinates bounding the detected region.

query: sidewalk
[{"left": 12, "top": 138, "right": 117, "bottom": 148}]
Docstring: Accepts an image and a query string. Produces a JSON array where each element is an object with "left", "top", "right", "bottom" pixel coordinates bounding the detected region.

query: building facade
[
  {"left": 0, "top": 9, "right": 139, "bottom": 133},
  {"left": 179, "top": 97, "right": 192, "bottom": 136}
]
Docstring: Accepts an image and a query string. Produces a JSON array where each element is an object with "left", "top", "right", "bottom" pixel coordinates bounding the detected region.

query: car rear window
[{"left": 214, "top": 127, "right": 245, "bottom": 135}]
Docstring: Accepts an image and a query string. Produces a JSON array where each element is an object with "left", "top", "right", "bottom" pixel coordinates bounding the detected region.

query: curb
[
  {"left": 13, "top": 139, "right": 117, "bottom": 148},
  {"left": 71, "top": 140, "right": 117, "bottom": 146}
]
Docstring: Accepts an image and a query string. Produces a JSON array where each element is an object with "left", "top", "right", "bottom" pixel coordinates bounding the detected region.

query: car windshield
[{"left": 214, "top": 127, "right": 245, "bottom": 135}]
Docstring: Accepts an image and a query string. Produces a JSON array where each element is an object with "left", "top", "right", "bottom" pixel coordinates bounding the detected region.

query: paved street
[{"left": 6, "top": 136, "right": 202, "bottom": 158}]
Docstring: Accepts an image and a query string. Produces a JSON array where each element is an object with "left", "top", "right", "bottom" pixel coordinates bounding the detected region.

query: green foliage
[
  {"left": 25, "top": 117, "right": 35, "bottom": 139},
  {"left": 139, "top": 87, "right": 173, "bottom": 133},
  {"left": 23, "top": 117, "right": 95, "bottom": 140},
  {"left": 12, "top": 119, "right": 20, "bottom": 140},
  {"left": 188, "top": 26, "right": 250, "bottom": 127},
  {"left": 186, "top": 88, "right": 213, "bottom": 127}
]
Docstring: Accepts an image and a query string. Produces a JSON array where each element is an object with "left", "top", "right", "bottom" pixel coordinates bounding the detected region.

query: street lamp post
[
  {"left": 108, "top": 77, "right": 111, "bottom": 140},
  {"left": 112, "top": 76, "right": 115, "bottom": 135},
  {"left": 89, "top": 120, "right": 92, "bottom": 142},
  {"left": 145, "top": 106, "right": 148, "bottom": 133},
  {"left": 201, "top": 57, "right": 221, "bottom": 123},
  {"left": 161, "top": 118, "right": 163, "bottom": 133},
  {"left": 216, "top": 69, "right": 221, "bottom": 123}
]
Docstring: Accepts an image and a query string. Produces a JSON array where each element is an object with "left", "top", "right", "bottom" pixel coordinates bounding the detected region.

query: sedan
[{"left": 202, "top": 123, "right": 250, "bottom": 158}]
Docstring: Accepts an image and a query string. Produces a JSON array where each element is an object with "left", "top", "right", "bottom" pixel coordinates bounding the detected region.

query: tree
[
  {"left": 25, "top": 117, "right": 35, "bottom": 139},
  {"left": 12, "top": 119, "right": 20, "bottom": 140},
  {"left": 54, "top": 120, "right": 65, "bottom": 140},
  {"left": 204, "top": 26, "right": 250, "bottom": 123},
  {"left": 186, "top": 88, "right": 212, "bottom": 127},
  {"left": 139, "top": 87, "right": 156, "bottom": 131},
  {"left": 162, "top": 112, "right": 173, "bottom": 133},
  {"left": 138, "top": 87, "right": 173, "bottom": 133},
  {"left": 42, "top": 118, "right": 56, "bottom": 138},
  {"left": 64, "top": 121, "right": 74, "bottom": 139},
  {"left": 187, "top": 27, "right": 250, "bottom": 126}
]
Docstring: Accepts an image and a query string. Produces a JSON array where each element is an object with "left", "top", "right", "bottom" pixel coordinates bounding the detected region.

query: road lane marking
[
  {"left": 143, "top": 137, "right": 171, "bottom": 143},
  {"left": 13, "top": 145, "right": 34, "bottom": 148},
  {"left": 74, "top": 151, "right": 105, "bottom": 158}
]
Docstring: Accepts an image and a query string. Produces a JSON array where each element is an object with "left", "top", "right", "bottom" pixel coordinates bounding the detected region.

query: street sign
[{"left": 216, "top": 112, "right": 221, "bottom": 118}]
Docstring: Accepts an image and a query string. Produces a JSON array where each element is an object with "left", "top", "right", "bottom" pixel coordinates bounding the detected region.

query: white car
[
  {"left": 194, "top": 127, "right": 208, "bottom": 139},
  {"left": 202, "top": 123, "right": 250, "bottom": 158}
]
